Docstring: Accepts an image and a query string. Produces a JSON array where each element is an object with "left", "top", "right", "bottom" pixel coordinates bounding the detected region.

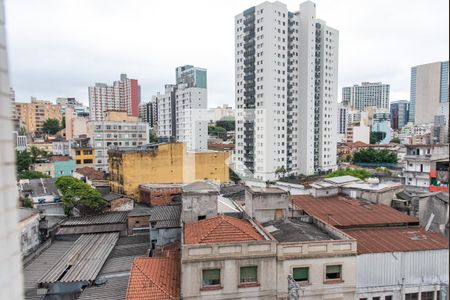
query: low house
[
  {"left": 127, "top": 204, "right": 152, "bottom": 235},
  {"left": 73, "top": 166, "right": 105, "bottom": 186},
  {"left": 245, "top": 185, "right": 289, "bottom": 223},
  {"left": 149, "top": 204, "right": 182, "bottom": 251},
  {"left": 31, "top": 156, "right": 76, "bottom": 178},
  {"left": 18, "top": 208, "right": 41, "bottom": 256},
  {"left": 19, "top": 178, "right": 61, "bottom": 204},
  {"left": 139, "top": 183, "right": 182, "bottom": 206},
  {"left": 182, "top": 181, "right": 219, "bottom": 223}
]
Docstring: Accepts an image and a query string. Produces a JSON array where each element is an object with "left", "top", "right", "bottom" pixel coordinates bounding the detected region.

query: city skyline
[{"left": 5, "top": 0, "right": 449, "bottom": 107}]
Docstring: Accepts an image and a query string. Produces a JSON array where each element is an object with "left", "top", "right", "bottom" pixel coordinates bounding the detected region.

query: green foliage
[
  {"left": 29, "top": 146, "right": 50, "bottom": 163},
  {"left": 55, "top": 176, "right": 106, "bottom": 215},
  {"left": 215, "top": 120, "right": 235, "bottom": 132},
  {"left": 16, "top": 150, "right": 32, "bottom": 173},
  {"left": 149, "top": 129, "right": 158, "bottom": 143},
  {"left": 18, "top": 170, "right": 51, "bottom": 180},
  {"left": 208, "top": 125, "right": 227, "bottom": 136},
  {"left": 61, "top": 116, "right": 66, "bottom": 129},
  {"left": 22, "top": 197, "right": 33, "bottom": 208},
  {"left": 43, "top": 118, "right": 61, "bottom": 135},
  {"left": 375, "top": 166, "right": 392, "bottom": 175},
  {"left": 370, "top": 131, "right": 386, "bottom": 144},
  {"left": 275, "top": 166, "right": 287, "bottom": 179},
  {"left": 353, "top": 148, "right": 398, "bottom": 164},
  {"left": 390, "top": 137, "right": 401, "bottom": 144},
  {"left": 326, "top": 168, "right": 372, "bottom": 180}
]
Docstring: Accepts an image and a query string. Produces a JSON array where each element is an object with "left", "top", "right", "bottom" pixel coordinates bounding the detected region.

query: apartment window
[
  {"left": 202, "top": 269, "right": 221, "bottom": 287},
  {"left": 293, "top": 267, "right": 309, "bottom": 282},
  {"left": 385, "top": 296, "right": 392, "bottom": 300},
  {"left": 405, "top": 293, "right": 418, "bottom": 300},
  {"left": 325, "top": 265, "right": 342, "bottom": 281},
  {"left": 373, "top": 297, "right": 380, "bottom": 300},
  {"left": 421, "top": 292, "right": 434, "bottom": 300}
]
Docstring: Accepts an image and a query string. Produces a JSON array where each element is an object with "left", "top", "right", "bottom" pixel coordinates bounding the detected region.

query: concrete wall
[
  {"left": 110, "top": 198, "right": 133, "bottom": 212},
  {"left": 128, "top": 215, "right": 149, "bottom": 234},
  {"left": 245, "top": 189, "right": 289, "bottom": 223},
  {"left": 53, "top": 160, "right": 76, "bottom": 178},
  {"left": 150, "top": 227, "right": 181, "bottom": 248},
  {"left": 182, "top": 192, "right": 218, "bottom": 224},
  {"left": 19, "top": 213, "right": 40, "bottom": 256}
]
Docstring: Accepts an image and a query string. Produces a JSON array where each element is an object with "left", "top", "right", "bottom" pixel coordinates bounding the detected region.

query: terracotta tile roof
[
  {"left": 291, "top": 195, "right": 419, "bottom": 228},
  {"left": 343, "top": 227, "right": 449, "bottom": 254},
  {"left": 75, "top": 167, "right": 105, "bottom": 180},
  {"left": 50, "top": 155, "right": 73, "bottom": 162},
  {"left": 126, "top": 247, "right": 180, "bottom": 300},
  {"left": 184, "top": 215, "right": 265, "bottom": 245}
]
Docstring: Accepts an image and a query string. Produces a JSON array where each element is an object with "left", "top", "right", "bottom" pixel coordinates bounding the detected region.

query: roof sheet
[
  {"left": 127, "top": 204, "right": 152, "bottom": 217},
  {"left": 149, "top": 205, "right": 181, "bottom": 222},
  {"left": 78, "top": 275, "right": 129, "bottom": 300},
  {"left": 56, "top": 224, "right": 126, "bottom": 235},
  {"left": 61, "top": 212, "right": 127, "bottom": 226},
  {"left": 343, "top": 227, "right": 449, "bottom": 254},
  {"left": 75, "top": 167, "right": 104, "bottom": 180},
  {"left": 126, "top": 249, "right": 180, "bottom": 300},
  {"left": 262, "top": 218, "right": 336, "bottom": 243},
  {"left": 39, "top": 233, "right": 119, "bottom": 284},
  {"left": 291, "top": 195, "right": 419, "bottom": 228},
  {"left": 184, "top": 215, "right": 265, "bottom": 245},
  {"left": 324, "top": 175, "right": 360, "bottom": 184}
]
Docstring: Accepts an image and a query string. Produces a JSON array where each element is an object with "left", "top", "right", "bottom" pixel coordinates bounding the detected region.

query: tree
[
  {"left": 43, "top": 118, "right": 61, "bottom": 135},
  {"left": 29, "top": 146, "right": 50, "bottom": 163},
  {"left": 370, "top": 131, "right": 386, "bottom": 144},
  {"left": 55, "top": 176, "right": 106, "bottom": 215},
  {"left": 216, "top": 120, "right": 235, "bottom": 132},
  {"left": 60, "top": 116, "right": 66, "bottom": 129},
  {"left": 275, "top": 166, "right": 287, "bottom": 179},
  {"left": 16, "top": 150, "right": 32, "bottom": 173},
  {"left": 18, "top": 170, "right": 51, "bottom": 180},
  {"left": 149, "top": 129, "right": 158, "bottom": 143},
  {"left": 326, "top": 168, "right": 372, "bottom": 180},
  {"left": 208, "top": 125, "right": 227, "bottom": 137},
  {"left": 22, "top": 197, "right": 33, "bottom": 208},
  {"left": 390, "top": 137, "right": 401, "bottom": 144},
  {"left": 352, "top": 148, "right": 397, "bottom": 164}
]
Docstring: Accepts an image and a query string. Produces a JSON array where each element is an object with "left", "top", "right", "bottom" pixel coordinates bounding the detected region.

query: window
[
  {"left": 240, "top": 266, "right": 257, "bottom": 284},
  {"left": 198, "top": 215, "right": 206, "bottom": 221},
  {"left": 325, "top": 265, "right": 342, "bottom": 281},
  {"left": 373, "top": 297, "right": 380, "bottom": 300},
  {"left": 405, "top": 293, "right": 418, "bottom": 300},
  {"left": 293, "top": 267, "right": 309, "bottom": 282},
  {"left": 385, "top": 296, "right": 393, "bottom": 300},
  {"left": 421, "top": 292, "right": 434, "bottom": 300},
  {"left": 202, "top": 269, "right": 221, "bottom": 287}
]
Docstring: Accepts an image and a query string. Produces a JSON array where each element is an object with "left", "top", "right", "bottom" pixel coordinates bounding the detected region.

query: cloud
[{"left": 5, "top": 0, "right": 449, "bottom": 106}]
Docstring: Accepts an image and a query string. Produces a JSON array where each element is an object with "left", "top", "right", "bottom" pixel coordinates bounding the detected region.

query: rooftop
[
  {"left": 20, "top": 178, "right": 59, "bottom": 197},
  {"left": 49, "top": 155, "right": 73, "bottom": 162},
  {"left": 246, "top": 185, "right": 287, "bottom": 194},
  {"left": 184, "top": 215, "right": 265, "bottom": 245},
  {"left": 39, "top": 233, "right": 119, "bottom": 285},
  {"left": 139, "top": 183, "right": 183, "bottom": 189},
  {"left": 149, "top": 205, "right": 181, "bottom": 223},
  {"left": 126, "top": 246, "right": 180, "bottom": 300},
  {"left": 291, "top": 195, "right": 419, "bottom": 228},
  {"left": 102, "top": 193, "right": 124, "bottom": 202},
  {"left": 18, "top": 207, "right": 39, "bottom": 222},
  {"left": 323, "top": 175, "right": 360, "bottom": 185},
  {"left": 182, "top": 181, "right": 219, "bottom": 193},
  {"left": 263, "top": 218, "right": 337, "bottom": 243},
  {"left": 127, "top": 204, "right": 152, "bottom": 217},
  {"left": 75, "top": 166, "right": 105, "bottom": 180},
  {"left": 343, "top": 227, "right": 449, "bottom": 254},
  {"left": 61, "top": 212, "right": 128, "bottom": 226}
]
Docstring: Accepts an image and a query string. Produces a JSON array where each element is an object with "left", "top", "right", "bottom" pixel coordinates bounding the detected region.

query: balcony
[
  {"left": 244, "top": 39, "right": 255, "bottom": 49},
  {"left": 244, "top": 15, "right": 255, "bottom": 25},
  {"left": 244, "top": 74, "right": 255, "bottom": 81},
  {"left": 244, "top": 57, "right": 255, "bottom": 65},
  {"left": 244, "top": 23, "right": 255, "bottom": 33}
]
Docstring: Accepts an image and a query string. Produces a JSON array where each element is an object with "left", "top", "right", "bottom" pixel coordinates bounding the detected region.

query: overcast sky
[{"left": 5, "top": 0, "right": 449, "bottom": 108}]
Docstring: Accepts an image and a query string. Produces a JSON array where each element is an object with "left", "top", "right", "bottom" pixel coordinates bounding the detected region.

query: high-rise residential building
[
  {"left": 337, "top": 103, "right": 348, "bottom": 135},
  {"left": 87, "top": 111, "right": 149, "bottom": 172},
  {"left": 13, "top": 97, "right": 63, "bottom": 134},
  {"left": 390, "top": 100, "right": 410, "bottom": 130},
  {"left": 155, "top": 65, "right": 208, "bottom": 151},
  {"left": 235, "top": 1, "right": 338, "bottom": 180},
  {"left": 342, "top": 82, "right": 390, "bottom": 112},
  {"left": 409, "top": 61, "right": 449, "bottom": 124},
  {"left": 139, "top": 98, "right": 158, "bottom": 129},
  {"left": 89, "top": 74, "right": 140, "bottom": 121},
  {"left": 56, "top": 97, "right": 89, "bottom": 116}
]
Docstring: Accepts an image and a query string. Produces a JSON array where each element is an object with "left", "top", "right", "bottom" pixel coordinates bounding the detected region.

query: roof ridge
[
  {"left": 221, "top": 216, "right": 259, "bottom": 241},
  {"left": 197, "top": 215, "right": 227, "bottom": 243},
  {"left": 130, "top": 258, "right": 175, "bottom": 300}
]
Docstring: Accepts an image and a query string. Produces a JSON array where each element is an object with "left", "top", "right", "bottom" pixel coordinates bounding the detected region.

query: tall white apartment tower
[{"left": 235, "top": 1, "right": 338, "bottom": 180}]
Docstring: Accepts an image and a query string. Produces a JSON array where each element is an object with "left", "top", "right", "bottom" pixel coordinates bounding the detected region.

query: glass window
[
  {"left": 421, "top": 292, "right": 434, "bottom": 300},
  {"left": 405, "top": 293, "right": 418, "bottom": 300},
  {"left": 385, "top": 296, "right": 393, "bottom": 300},
  {"left": 202, "top": 269, "right": 220, "bottom": 287},
  {"left": 293, "top": 267, "right": 309, "bottom": 282},
  {"left": 240, "top": 266, "right": 257, "bottom": 284},
  {"left": 373, "top": 297, "right": 380, "bottom": 300},
  {"left": 325, "top": 265, "right": 342, "bottom": 280}
]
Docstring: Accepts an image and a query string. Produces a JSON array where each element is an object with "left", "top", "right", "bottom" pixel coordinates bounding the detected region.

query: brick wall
[
  {"left": 0, "top": 2, "right": 24, "bottom": 298},
  {"left": 140, "top": 187, "right": 182, "bottom": 206}
]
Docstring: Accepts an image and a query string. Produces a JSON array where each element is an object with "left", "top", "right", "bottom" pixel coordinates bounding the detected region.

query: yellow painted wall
[{"left": 109, "top": 143, "right": 230, "bottom": 199}]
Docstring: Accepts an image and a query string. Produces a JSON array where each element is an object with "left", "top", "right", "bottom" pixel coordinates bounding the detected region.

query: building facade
[
  {"left": 372, "top": 110, "right": 391, "bottom": 144},
  {"left": 139, "top": 99, "right": 158, "bottom": 129},
  {"left": 108, "top": 143, "right": 230, "bottom": 198},
  {"left": 390, "top": 100, "right": 410, "bottom": 130},
  {"left": 14, "top": 98, "right": 62, "bottom": 134},
  {"left": 235, "top": 1, "right": 338, "bottom": 180},
  {"left": 155, "top": 65, "right": 208, "bottom": 151},
  {"left": 342, "top": 82, "right": 390, "bottom": 112},
  {"left": 409, "top": 61, "right": 449, "bottom": 124},
  {"left": 87, "top": 111, "right": 149, "bottom": 171},
  {"left": 89, "top": 73, "right": 140, "bottom": 121}
]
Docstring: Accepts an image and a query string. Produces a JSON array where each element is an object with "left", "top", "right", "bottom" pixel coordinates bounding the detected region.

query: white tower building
[{"left": 235, "top": 1, "right": 338, "bottom": 180}]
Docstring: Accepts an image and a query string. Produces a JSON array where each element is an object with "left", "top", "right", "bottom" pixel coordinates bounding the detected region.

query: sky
[{"left": 4, "top": 0, "right": 449, "bottom": 108}]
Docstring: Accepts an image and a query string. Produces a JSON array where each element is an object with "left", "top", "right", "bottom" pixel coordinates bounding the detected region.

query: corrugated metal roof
[
  {"left": 61, "top": 212, "right": 127, "bottom": 226},
  {"left": 78, "top": 275, "right": 129, "bottom": 300},
  {"left": 344, "top": 227, "right": 449, "bottom": 254},
  {"left": 56, "top": 224, "right": 126, "bottom": 235},
  {"left": 149, "top": 205, "right": 181, "bottom": 222},
  {"left": 127, "top": 204, "right": 152, "bottom": 217},
  {"left": 38, "top": 233, "right": 119, "bottom": 284},
  {"left": 291, "top": 195, "right": 419, "bottom": 228},
  {"left": 154, "top": 219, "right": 180, "bottom": 229}
]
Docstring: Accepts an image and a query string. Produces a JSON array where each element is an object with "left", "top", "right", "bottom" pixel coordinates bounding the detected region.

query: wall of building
[
  {"left": 19, "top": 214, "right": 40, "bottom": 256},
  {"left": 245, "top": 189, "right": 288, "bottom": 223},
  {"left": 139, "top": 186, "right": 182, "bottom": 205},
  {"left": 53, "top": 160, "right": 76, "bottom": 177},
  {"left": 150, "top": 227, "right": 181, "bottom": 249},
  {"left": 128, "top": 215, "right": 149, "bottom": 234},
  {"left": 182, "top": 192, "right": 218, "bottom": 224},
  {"left": 110, "top": 198, "right": 134, "bottom": 212},
  {"left": 31, "top": 162, "right": 54, "bottom": 177}
]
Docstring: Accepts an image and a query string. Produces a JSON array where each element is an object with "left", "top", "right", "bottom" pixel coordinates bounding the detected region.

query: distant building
[
  {"left": 65, "top": 107, "right": 89, "bottom": 140},
  {"left": 31, "top": 156, "right": 76, "bottom": 178},
  {"left": 18, "top": 178, "right": 61, "bottom": 204},
  {"left": 52, "top": 140, "right": 70, "bottom": 156},
  {"left": 56, "top": 97, "right": 88, "bottom": 116},
  {"left": 155, "top": 65, "right": 208, "bottom": 151},
  {"left": 409, "top": 61, "right": 449, "bottom": 124},
  {"left": 372, "top": 110, "right": 391, "bottom": 144},
  {"left": 346, "top": 125, "right": 370, "bottom": 144},
  {"left": 13, "top": 98, "right": 62, "bottom": 134},
  {"left": 138, "top": 99, "right": 158, "bottom": 129},
  {"left": 108, "top": 143, "right": 230, "bottom": 199},
  {"left": 390, "top": 100, "right": 410, "bottom": 130},
  {"left": 13, "top": 131, "right": 27, "bottom": 151},
  {"left": 207, "top": 104, "right": 234, "bottom": 123},
  {"left": 338, "top": 102, "right": 348, "bottom": 135},
  {"left": 87, "top": 111, "right": 149, "bottom": 172},
  {"left": 89, "top": 74, "right": 141, "bottom": 121},
  {"left": 342, "top": 82, "right": 390, "bottom": 111}
]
